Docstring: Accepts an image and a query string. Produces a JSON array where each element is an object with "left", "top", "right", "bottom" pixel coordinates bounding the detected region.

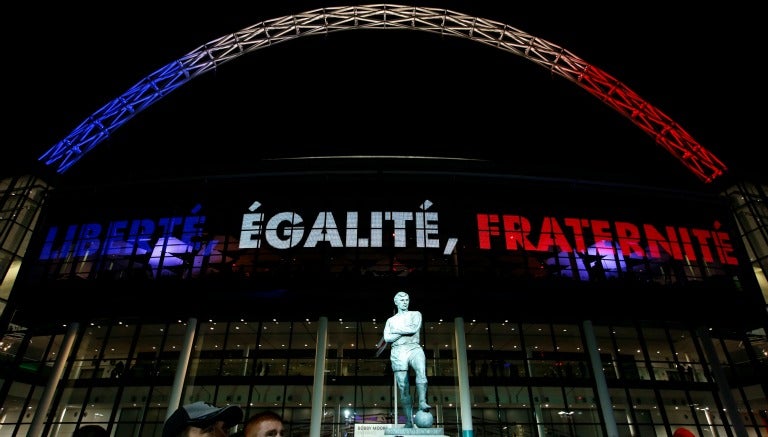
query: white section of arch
[{"left": 39, "top": 4, "right": 727, "bottom": 183}]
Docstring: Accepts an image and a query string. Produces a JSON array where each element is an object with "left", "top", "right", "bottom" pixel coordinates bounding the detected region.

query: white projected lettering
[{"left": 239, "top": 199, "right": 450, "bottom": 252}]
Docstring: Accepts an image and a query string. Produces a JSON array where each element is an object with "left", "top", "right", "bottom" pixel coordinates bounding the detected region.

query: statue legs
[
  {"left": 416, "top": 382, "right": 431, "bottom": 411},
  {"left": 401, "top": 393, "right": 414, "bottom": 427}
]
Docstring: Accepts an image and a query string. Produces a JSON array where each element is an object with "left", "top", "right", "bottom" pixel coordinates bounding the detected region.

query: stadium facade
[{"left": 1, "top": 5, "right": 767, "bottom": 437}]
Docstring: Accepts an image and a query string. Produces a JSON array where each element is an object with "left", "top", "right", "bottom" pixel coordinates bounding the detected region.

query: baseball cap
[{"left": 163, "top": 401, "right": 243, "bottom": 437}]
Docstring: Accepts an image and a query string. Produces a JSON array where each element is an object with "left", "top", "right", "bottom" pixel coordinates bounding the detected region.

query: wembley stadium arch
[{"left": 38, "top": 4, "right": 727, "bottom": 184}]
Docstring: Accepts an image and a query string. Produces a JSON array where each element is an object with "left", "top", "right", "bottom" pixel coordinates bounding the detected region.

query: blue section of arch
[{"left": 38, "top": 60, "right": 191, "bottom": 174}]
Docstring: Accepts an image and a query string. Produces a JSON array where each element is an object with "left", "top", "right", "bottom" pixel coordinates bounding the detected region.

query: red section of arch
[{"left": 578, "top": 65, "right": 727, "bottom": 183}]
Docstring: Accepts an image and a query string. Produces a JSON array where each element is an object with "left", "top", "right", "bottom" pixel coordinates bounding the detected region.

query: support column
[
  {"left": 454, "top": 317, "right": 473, "bottom": 437},
  {"left": 166, "top": 317, "right": 198, "bottom": 420},
  {"left": 28, "top": 322, "right": 79, "bottom": 436},
  {"left": 582, "top": 320, "right": 619, "bottom": 437},
  {"left": 310, "top": 316, "right": 328, "bottom": 437},
  {"left": 696, "top": 327, "right": 748, "bottom": 436},
  {"left": 525, "top": 348, "right": 545, "bottom": 437}
]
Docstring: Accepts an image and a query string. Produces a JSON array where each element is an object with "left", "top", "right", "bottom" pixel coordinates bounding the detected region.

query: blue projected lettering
[{"left": 39, "top": 212, "right": 206, "bottom": 261}]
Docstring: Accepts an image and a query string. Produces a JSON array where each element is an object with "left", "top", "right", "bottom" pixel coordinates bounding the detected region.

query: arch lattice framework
[{"left": 39, "top": 4, "right": 728, "bottom": 183}]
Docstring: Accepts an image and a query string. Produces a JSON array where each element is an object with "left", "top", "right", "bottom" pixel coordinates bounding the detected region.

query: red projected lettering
[{"left": 477, "top": 213, "right": 737, "bottom": 266}]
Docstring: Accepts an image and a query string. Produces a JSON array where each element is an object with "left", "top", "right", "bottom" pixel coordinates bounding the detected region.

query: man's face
[
  {"left": 245, "top": 418, "right": 285, "bottom": 437},
  {"left": 396, "top": 295, "right": 409, "bottom": 310},
  {"left": 188, "top": 420, "right": 231, "bottom": 436}
]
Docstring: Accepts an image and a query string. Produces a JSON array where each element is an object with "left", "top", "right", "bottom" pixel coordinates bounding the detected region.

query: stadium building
[{"left": 1, "top": 5, "right": 767, "bottom": 437}]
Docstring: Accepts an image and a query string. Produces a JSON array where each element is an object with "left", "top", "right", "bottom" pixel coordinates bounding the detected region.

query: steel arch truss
[{"left": 39, "top": 4, "right": 728, "bottom": 183}]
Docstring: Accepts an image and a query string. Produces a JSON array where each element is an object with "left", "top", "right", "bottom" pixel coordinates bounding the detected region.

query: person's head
[
  {"left": 244, "top": 411, "right": 285, "bottom": 437},
  {"left": 73, "top": 424, "right": 108, "bottom": 437},
  {"left": 394, "top": 291, "right": 410, "bottom": 310},
  {"left": 163, "top": 401, "right": 244, "bottom": 437}
]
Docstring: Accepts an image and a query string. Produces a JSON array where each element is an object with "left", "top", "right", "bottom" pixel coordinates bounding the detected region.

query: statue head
[{"left": 393, "top": 291, "right": 409, "bottom": 304}]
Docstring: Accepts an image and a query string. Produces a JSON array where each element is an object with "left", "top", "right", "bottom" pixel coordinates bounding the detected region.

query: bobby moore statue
[{"left": 383, "top": 291, "right": 432, "bottom": 428}]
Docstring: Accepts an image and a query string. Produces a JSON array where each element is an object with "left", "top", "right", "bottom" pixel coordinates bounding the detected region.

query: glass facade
[
  {"left": 0, "top": 169, "right": 766, "bottom": 436},
  {"left": 0, "top": 317, "right": 766, "bottom": 436},
  {"left": 0, "top": 175, "right": 48, "bottom": 320}
]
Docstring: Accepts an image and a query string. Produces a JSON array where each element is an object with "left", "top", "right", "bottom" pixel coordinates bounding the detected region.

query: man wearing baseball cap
[{"left": 163, "top": 401, "right": 244, "bottom": 437}]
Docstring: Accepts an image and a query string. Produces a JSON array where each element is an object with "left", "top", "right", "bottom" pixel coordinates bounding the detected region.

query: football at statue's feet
[{"left": 414, "top": 410, "right": 434, "bottom": 428}]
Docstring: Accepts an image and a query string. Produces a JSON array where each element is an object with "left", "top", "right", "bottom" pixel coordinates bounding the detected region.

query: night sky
[{"left": 5, "top": 2, "right": 762, "bottom": 191}]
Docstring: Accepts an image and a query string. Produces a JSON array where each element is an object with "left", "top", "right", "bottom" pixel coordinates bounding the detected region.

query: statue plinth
[{"left": 384, "top": 427, "right": 446, "bottom": 436}]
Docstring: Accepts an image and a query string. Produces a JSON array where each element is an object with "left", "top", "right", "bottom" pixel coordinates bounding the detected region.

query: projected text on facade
[{"left": 34, "top": 199, "right": 738, "bottom": 283}]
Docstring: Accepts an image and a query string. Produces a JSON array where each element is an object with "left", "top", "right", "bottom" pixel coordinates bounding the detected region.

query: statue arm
[
  {"left": 385, "top": 312, "right": 422, "bottom": 337},
  {"left": 383, "top": 319, "right": 401, "bottom": 343}
]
